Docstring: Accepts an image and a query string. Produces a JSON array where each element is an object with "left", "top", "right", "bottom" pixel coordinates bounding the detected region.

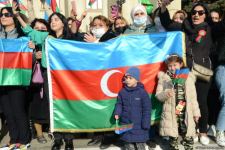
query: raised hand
[
  {"left": 28, "top": 41, "right": 35, "bottom": 49},
  {"left": 84, "top": 33, "right": 98, "bottom": 43},
  {"left": 161, "top": 0, "right": 171, "bottom": 7},
  {"left": 12, "top": 0, "right": 19, "bottom": 15},
  {"left": 70, "top": 9, "right": 77, "bottom": 18}
]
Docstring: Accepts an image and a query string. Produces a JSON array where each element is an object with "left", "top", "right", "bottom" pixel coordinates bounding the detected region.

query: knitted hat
[
  {"left": 125, "top": 67, "right": 140, "bottom": 81},
  {"left": 131, "top": 4, "right": 147, "bottom": 20}
]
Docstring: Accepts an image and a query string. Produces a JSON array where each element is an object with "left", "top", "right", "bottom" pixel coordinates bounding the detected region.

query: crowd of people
[{"left": 0, "top": 0, "right": 225, "bottom": 150}]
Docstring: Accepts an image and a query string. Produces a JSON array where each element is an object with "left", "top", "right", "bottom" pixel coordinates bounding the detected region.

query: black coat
[
  {"left": 210, "top": 18, "right": 225, "bottom": 66},
  {"left": 99, "top": 29, "right": 116, "bottom": 42},
  {"left": 159, "top": 9, "right": 213, "bottom": 69},
  {"left": 114, "top": 83, "right": 151, "bottom": 143}
]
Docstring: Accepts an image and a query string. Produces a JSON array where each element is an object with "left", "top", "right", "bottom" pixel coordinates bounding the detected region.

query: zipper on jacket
[{"left": 5, "top": 32, "right": 7, "bottom": 39}]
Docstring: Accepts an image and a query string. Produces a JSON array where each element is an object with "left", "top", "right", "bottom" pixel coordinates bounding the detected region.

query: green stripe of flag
[
  {"left": 173, "top": 78, "right": 186, "bottom": 85},
  {"left": 0, "top": 69, "right": 32, "bottom": 86},
  {"left": 52, "top": 95, "right": 162, "bottom": 132}
]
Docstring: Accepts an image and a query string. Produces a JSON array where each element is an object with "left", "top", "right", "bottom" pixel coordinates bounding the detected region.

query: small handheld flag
[
  {"left": 115, "top": 119, "right": 133, "bottom": 134},
  {"left": 88, "top": 0, "right": 96, "bottom": 7}
]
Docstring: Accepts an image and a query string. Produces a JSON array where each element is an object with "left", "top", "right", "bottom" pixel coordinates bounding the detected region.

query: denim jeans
[{"left": 215, "top": 65, "right": 225, "bottom": 131}]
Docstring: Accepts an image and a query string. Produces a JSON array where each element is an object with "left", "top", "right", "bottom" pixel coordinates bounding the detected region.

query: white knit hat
[{"left": 131, "top": 4, "right": 147, "bottom": 20}]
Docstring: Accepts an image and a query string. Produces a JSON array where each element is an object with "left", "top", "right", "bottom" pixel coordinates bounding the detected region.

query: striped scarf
[{"left": 167, "top": 68, "right": 190, "bottom": 115}]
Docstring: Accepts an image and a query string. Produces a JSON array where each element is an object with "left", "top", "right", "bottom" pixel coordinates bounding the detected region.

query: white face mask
[
  {"left": 133, "top": 16, "right": 147, "bottom": 26},
  {"left": 91, "top": 28, "right": 106, "bottom": 39}
]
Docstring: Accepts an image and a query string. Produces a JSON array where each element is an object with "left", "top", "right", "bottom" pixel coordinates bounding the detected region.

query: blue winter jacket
[{"left": 114, "top": 82, "right": 151, "bottom": 143}]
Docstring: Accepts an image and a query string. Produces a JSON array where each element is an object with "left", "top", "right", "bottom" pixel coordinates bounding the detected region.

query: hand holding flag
[{"left": 115, "top": 119, "right": 133, "bottom": 135}]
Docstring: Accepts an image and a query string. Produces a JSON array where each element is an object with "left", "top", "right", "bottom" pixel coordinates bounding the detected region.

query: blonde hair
[
  {"left": 172, "top": 10, "right": 187, "bottom": 21},
  {"left": 90, "top": 15, "right": 111, "bottom": 28}
]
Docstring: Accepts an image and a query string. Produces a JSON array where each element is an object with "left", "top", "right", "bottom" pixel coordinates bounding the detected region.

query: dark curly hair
[{"left": 31, "top": 18, "right": 50, "bottom": 32}]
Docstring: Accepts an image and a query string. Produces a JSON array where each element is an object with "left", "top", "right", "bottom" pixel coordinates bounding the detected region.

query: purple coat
[{"left": 114, "top": 83, "right": 151, "bottom": 142}]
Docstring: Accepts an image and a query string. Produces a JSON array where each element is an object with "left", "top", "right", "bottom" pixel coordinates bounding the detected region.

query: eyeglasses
[
  {"left": 0, "top": 13, "right": 13, "bottom": 18},
  {"left": 192, "top": 10, "right": 205, "bottom": 16}
]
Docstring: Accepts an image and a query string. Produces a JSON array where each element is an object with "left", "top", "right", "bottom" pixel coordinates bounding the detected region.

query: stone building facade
[{"left": 1, "top": 0, "right": 181, "bottom": 32}]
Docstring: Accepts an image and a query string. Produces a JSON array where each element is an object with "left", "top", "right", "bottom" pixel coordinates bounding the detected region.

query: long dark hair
[
  {"left": 48, "top": 12, "right": 71, "bottom": 39},
  {"left": 0, "top": 7, "right": 24, "bottom": 37},
  {"left": 190, "top": 2, "right": 210, "bottom": 24},
  {"left": 31, "top": 18, "right": 50, "bottom": 32}
]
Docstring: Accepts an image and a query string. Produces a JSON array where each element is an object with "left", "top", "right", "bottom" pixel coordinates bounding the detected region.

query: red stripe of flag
[
  {"left": 176, "top": 74, "right": 188, "bottom": 79},
  {"left": 51, "top": 62, "right": 165, "bottom": 101},
  {"left": 19, "top": 4, "right": 28, "bottom": 11},
  {"left": 0, "top": 52, "right": 32, "bottom": 69},
  {"left": 51, "top": 0, "right": 57, "bottom": 12}
]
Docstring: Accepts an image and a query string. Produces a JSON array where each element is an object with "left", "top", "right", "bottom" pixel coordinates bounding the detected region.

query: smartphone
[{"left": 111, "top": 5, "right": 119, "bottom": 19}]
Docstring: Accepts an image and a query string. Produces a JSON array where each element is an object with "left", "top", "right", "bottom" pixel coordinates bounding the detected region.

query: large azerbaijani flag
[
  {"left": 46, "top": 32, "right": 185, "bottom": 132},
  {"left": 0, "top": 37, "right": 32, "bottom": 86}
]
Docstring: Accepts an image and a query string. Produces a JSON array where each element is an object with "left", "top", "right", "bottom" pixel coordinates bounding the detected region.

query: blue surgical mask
[{"left": 133, "top": 16, "right": 147, "bottom": 26}]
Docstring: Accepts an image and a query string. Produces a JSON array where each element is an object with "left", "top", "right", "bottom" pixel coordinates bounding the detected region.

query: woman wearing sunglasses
[
  {"left": 159, "top": 1, "right": 215, "bottom": 146},
  {"left": 0, "top": 7, "right": 31, "bottom": 150}
]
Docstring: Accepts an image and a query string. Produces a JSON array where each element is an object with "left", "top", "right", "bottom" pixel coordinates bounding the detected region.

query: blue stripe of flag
[
  {"left": 0, "top": 37, "right": 32, "bottom": 53},
  {"left": 47, "top": 32, "right": 184, "bottom": 71},
  {"left": 175, "top": 68, "right": 190, "bottom": 75},
  {"left": 46, "top": 0, "right": 51, "bottom": 6}
]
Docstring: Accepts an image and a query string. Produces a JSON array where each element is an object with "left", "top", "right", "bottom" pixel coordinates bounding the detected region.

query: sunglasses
[
  {"left": 192, "top": 10, "right": 205, "bottom": 16},
  {"left": 0, "top": 12, "right": 13, "bottom": 18}
]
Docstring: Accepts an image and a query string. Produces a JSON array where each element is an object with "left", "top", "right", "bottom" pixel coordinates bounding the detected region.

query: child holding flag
[
  {"left": 156, "top": 54, "right": 201, "bottom": 150},
  {"left": 114, "top": 67, "right": 151, "bottom": 150}
]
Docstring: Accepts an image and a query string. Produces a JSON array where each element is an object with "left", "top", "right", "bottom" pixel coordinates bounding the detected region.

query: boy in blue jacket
[{"left": 114, "top": 67, "right": 151, "bottom": 150}]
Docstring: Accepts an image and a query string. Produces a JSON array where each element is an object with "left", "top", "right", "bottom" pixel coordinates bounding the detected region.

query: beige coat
[{"left": 156, "top": 71, "right": 201, "bottom": 137}]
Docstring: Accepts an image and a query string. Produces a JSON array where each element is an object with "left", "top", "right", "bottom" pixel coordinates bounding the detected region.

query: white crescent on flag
[{"left": 100, "top": 70, "right": 122, "bottom": 98}]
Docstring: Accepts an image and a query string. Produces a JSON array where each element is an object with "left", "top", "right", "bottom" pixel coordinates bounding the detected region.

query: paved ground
[
  {"left": 1, "top": 121, "right": 225, "bottom": 150},
  {"left": 1, "top": 131, "right": 225, "bottom": 150}
]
